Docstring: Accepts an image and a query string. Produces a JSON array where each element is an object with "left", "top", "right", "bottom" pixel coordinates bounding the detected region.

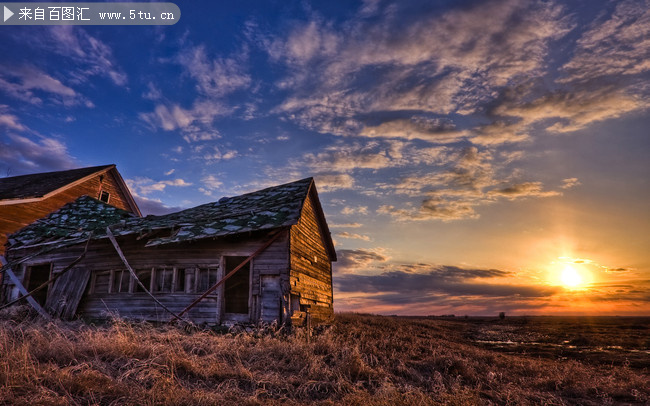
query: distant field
[{"left": 1, "top": 308, "right": 648, "bottom": 405}]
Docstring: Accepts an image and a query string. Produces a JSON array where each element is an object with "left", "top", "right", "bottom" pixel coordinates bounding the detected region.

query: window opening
[{"left": 99, "top": 191, "right": 110, "bottom": 203}]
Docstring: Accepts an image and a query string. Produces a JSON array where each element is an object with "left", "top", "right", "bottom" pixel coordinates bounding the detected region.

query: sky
[{"left": 1, "top": 0, "right": 649, "bottom": 316}]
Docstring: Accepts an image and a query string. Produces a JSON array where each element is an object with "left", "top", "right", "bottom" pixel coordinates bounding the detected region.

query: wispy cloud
[
  {"left": 0, "top": 65, "right": 83, "bottom": 106},
  {"left": 198, "top": 174, "right": 223, "bottom": 196},
  {"left": 0, "top": 106, "right": 26, "bottom": 131},
  {"left": 561, "top": 0, "right": 650, "bottom": 83},
  {"left": 268, "top": 0, "right": 570, "bottom": 135},
  {"left": 336, "top": 231, "right": 371, "bottom": 242},
  {"left": 314, "top": 173, "right": 355, "bottom": 192},
  {"left": 0, "top": 133, "right": 75, "bottom": 174},
  {"left": 126, "top": 177, "right": 193, "bottom": 196},
  {"left": 359, "top": 117, "right": 468, "bottom": 143},
  {"left": 47, "top": 26, "right": 127, "bottom": 86},
  {"left": 177, "top": 45, "right": 251, "bottom": 98}
]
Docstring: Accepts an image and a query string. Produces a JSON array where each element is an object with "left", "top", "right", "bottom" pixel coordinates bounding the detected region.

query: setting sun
[{"left": 561, "top": 265, "right": 583, "bottom": 288}]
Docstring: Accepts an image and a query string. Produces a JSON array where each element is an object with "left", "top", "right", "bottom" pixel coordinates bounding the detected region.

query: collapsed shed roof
[{"left": 8, "top": 177, "right": 336, "bottom": 260}]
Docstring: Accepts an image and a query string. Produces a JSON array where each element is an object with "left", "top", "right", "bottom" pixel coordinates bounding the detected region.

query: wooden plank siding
[
  {"left": 4, "top": 230, "right": 291, "bottom": 324},
  {"left": 289, "top": 191, "right": 334, "bottom": 324},
  {"left": 0, "top": 169, "right": 134, "bottom": 255}
]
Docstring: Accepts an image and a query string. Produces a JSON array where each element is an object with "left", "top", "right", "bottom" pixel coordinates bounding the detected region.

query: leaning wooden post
[
  {"left": 105, "top": 226, "right": 187, "bottom": 323},
  {"left": 171, "top": 231, "right": 283, "bottom": 322},
  {"left": 0, "top": 256, "right": 51, "bottom": 319}
]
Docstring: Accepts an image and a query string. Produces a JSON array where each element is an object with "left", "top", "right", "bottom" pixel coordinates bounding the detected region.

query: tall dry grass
[{"left": 0, "top": 308, "right": 648, "bottom": 405}]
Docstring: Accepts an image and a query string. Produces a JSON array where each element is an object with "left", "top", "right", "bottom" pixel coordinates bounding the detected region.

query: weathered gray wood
[
  {"left": 173, "top": 230, "right": 284, "bottom": 321},
  {"left": 0, "top": 237, "right": 91, "bottom": 312},
  {"left": 45, "top": 267, "right": 91, "bottom": 320},
  {"left": 260, "top": 275, "right": 281, "bottom": 322},
  {"left": 105, "top": 226, "right": 187, "bottom": 323},
  {"left": 0, "top": 256, "right": 51, "bottom": 319}
]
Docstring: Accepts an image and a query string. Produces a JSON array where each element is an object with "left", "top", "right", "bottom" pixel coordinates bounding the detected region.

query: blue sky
[{"left": 1, "top": 0, "right": 649, "bottom": 315}]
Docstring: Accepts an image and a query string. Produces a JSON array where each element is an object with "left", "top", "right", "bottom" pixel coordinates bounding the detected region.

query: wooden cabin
[
  {"left": 1, "top": 178, "right": 336, "bottom": 326},
  {"left": 0, "top": 164, "right": 141, "bottom": 257}
]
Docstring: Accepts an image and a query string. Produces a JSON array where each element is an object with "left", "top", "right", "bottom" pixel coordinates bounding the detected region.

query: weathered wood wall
[
  {"left": 3, "top": 230, "right": 291, "bottom": 325},
  {"left": 289, "top": 192, "right": 334, "bottom": 325},
  {"left": 0, "top": 169, "right": 134, "bottom": 255}
]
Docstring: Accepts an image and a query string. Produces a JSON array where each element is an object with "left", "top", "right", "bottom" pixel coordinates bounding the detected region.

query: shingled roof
[
  {"left": 9, "top": 178, "right": 335, "bottom": 259},
  {"left": 7, "top": 195, "right": 137, "bottom": 248},
  {"left": 0, "top": 165, "right": 115, "bottom": 201}
]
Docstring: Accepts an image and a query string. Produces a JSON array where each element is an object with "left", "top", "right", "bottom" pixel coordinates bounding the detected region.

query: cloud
[
  {"left": 0, "top": 107, "right": 26, "bottom": 131},
  {"left": 359, "top": 117, "right": 468, "bottom": 143},
  {"left": 561, "top": 177, "right": 580, "bottom": 189},
  {"left": 198, "top": 174, "right": 223, "bottom": 196},
  {"left": 330, "top": 222, "right": 363, "bottom": 228},
  {"left": 493, "top": 87, "right": 644, "bottom": 133},
  {"left": 0, "top": 65, "right": 82, "bottom": 106},
  {"left": 177, "top": 45, "right": 251, "bottom": 98},
  {"left": 198, "top": 146, "right": 238, "bottom": 162},
  {"left": 133, "top": 196, "right": 183, "bottom": 216},
  {"left": 335, "top": 248, "right": 389, "bottom": 274},
  {"left": 488, "top": 182, "right": 560, "bottom": 199},
  {"left": 336, "top": 231, "right": 371, "bottom": 242},
  {"left": 46, "top": 26, "right": 127, "bottom": 86},
  {"left": 561, "top": 0, "right": 650, "bottom": 83},
  {"left": 341, "top": 206, "right": 368, "bottom": 215},
  {"left": 126, "top": 177, "right": 193, "bottom": 196},
  {"left": 379, "top": 200, "right": 479, "bottom": 222},
  {"left": 268, "top": 0, "right": 571, "bottom": 135},
  {"left": 470, "top": 121, "right": 529, "bottom": 145},
  {"left": 314, "top": 173, "right": 355, "bottom": 191},
  {"left": 378, "top": 146, "right": 562, "bottom": 221},
  {"left": 302, "top": 142, "right": 392, "bottom": 173},
  {"left": 0, "top": 133, "right": 76, "bottom": 174},
  {"left": 142, "top": 82, "right": 163, "bottom": 101},
  {"left": 139, "top": 100, "right": 232, "bottom": 144}
]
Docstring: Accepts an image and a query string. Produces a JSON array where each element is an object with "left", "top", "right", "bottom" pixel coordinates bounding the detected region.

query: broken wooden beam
[
  {"left": 105, "top": 226, "right": 188, "bottom": 323},
  {"left": 0, "top": 256, "right": 51, "bottom": 319},
  {"left": 172, "top": 230, "right": 284, "bottom": 322},
  {"left": 0, "top": 236, "right": 92, "bottom": 312}
]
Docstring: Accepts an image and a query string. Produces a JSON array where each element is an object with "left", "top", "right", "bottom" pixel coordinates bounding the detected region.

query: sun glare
[{"left": 560, "top": 265, "right": 583, "bottom": 288}]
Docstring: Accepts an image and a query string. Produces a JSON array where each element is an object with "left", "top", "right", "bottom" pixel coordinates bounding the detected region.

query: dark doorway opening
[
  {"left": 224, "top": 256, "right": 250, "bottom": 314},
  {"left": 26, "top": 264, "right": 51, "bottom": 306}
]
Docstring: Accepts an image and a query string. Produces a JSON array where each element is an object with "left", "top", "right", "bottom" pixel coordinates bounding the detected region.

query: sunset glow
[
  {"left": 560, "top": 266, "right": 583, "bottom": 289},
  {"left": 1, "top": 0, "right": 648, "bottom": 316}
]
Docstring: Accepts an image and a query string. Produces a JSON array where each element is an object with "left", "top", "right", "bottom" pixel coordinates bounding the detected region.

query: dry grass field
[{"left": 0, "top": 308, "right": 648, "bottom": 405}]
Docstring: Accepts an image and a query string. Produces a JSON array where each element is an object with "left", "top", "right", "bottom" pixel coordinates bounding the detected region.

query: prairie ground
[{"left": 0, "top": 308, "right": 648, "bottom": 405}]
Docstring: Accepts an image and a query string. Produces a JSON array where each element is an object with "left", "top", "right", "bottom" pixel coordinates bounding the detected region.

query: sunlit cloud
[
  {"left": 359, "top": 117, "right": 468, "bottom": 143},
  {"left": 561, "top": 177, "right": 580, "bottom": 189},
  {"left": 494, "top": 87, "right": 645, "bottom": 133},
  {"left": 561, "top": 0, "right": 650, "bottom": 82},
  {"left": 336, "top": 231, "right": 371, "bottom": 242},
  {"left": 314, "top": 173, "right": 355, "bottom": 192},
  {"left": 341, "top": 206, "right": 368, "bottom": 216},
  {"left": 268, "top": 0, "right": 571, "bottom": 134},
  {"left": 126, "top": 177, "right": 193, "bottom": 196},
  {"left": 198, "top": 174, "right": 223, "bottom": 196}
]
